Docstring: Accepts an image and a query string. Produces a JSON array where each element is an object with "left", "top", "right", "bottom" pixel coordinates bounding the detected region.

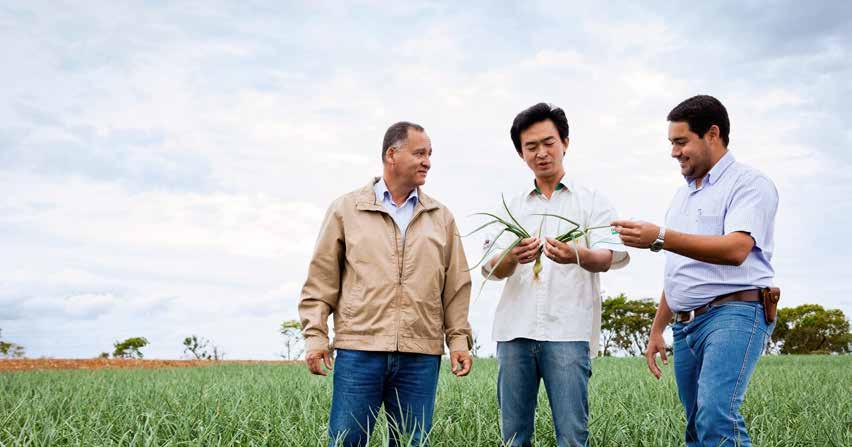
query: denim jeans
[
  {"left": 497, "top": 339, "right": 592, "bottom": 447},
  {"left": 327, "top": 349, "right": 441, "bottom": 447},
  {"left": 673, "top": 301, "right": 775, "bottom": 447}
]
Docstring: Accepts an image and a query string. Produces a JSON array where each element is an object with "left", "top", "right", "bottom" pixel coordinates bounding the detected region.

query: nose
[{"left": 671, "top": 144, "right": 680, "bottom": 159}]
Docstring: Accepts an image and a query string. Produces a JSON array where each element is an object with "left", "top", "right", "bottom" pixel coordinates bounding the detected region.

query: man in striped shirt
[{"left": 613, "top": 95, "right": 779, "bottom": 447}]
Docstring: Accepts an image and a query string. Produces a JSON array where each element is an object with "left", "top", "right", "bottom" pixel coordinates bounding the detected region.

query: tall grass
[{"left": 1, "top": 356, "right": 849, "bottom": 446}]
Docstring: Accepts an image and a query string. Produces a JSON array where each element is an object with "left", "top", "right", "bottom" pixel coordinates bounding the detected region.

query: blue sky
[{"left": 1, "top": 1, "right": 850, "bottom": 359}]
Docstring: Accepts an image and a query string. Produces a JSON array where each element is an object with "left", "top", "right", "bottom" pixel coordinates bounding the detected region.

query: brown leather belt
[{"left": 675, "top": 289, "right": 761, "bottom": 324}]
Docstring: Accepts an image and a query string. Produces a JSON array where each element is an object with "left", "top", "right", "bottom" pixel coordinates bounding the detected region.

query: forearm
[
  {"left": 578, "top": 248, "right": 613, "bottom": 272},
  {"left": 664, "top": 229, "right": 752, "bottom": 266},
  {"left": 650, "top": 292, "right": 673, "bottom": 335},
  {"left": 484, "top": 250, "right": 519, "bottom": 279}
]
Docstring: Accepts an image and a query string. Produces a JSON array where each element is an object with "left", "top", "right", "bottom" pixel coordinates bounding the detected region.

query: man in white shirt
[{"left": 482, "top": 103, "right": 630, "bottom": 447}]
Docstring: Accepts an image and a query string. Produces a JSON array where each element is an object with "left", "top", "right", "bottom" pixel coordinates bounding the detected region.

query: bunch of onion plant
[
  {"left": 532, "top": 213, "right": 614, "bottom": 269},
  {"left": 464, "top": 196, "right": 615, "bottom": 298},
  {"left": 462, "top": 195, "right": 545, "bottom": 299}
]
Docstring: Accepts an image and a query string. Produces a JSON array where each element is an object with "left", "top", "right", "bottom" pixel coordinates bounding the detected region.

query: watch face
[{"left": 650, "top": 240, "right": 663, "bottom": 252}]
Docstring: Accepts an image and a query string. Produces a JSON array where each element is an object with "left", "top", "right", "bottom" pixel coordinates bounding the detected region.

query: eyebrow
[{"left": 524, "top": 136, "right": 557, "bottom": 146}]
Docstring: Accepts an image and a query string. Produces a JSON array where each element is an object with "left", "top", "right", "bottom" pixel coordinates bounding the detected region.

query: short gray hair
[{"left": 382, "top": 121, "right": 425, "bottom": 162}]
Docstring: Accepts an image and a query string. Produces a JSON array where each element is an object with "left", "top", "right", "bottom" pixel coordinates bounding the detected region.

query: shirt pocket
[{"left": 697, "top": 214, "right": 724, "bottom": 235}]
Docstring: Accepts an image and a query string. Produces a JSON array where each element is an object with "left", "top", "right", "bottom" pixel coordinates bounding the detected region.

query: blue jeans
[
  {"left": 673, "top": 301, "right": 775, "bottom": 447},
  {"left": 497, "top": 339, "right": 591, "bottom": 447},
  {"left": 327, "top": 349, "right": 441, "bottom": 447}
]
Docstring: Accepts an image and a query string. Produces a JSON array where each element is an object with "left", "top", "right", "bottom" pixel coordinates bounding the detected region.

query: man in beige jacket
[{"left": 298, "top": 121, "right": 474, "bottom": 447}]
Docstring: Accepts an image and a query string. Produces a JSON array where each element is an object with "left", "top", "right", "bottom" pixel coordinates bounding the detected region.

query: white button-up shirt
[
  {"left": 482, "top": 178, "right": 630, "bottom": 357},
  {"left": 664, "top": 152, "right": 779, "bottom": 312}
]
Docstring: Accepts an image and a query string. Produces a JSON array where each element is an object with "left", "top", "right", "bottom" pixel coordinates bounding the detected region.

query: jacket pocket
[
  {"left": 405, "top": 270, "right": 444, "bottom": 338},
  {"left": 340, "top": 273, "right": 365, "bottom": 320}
]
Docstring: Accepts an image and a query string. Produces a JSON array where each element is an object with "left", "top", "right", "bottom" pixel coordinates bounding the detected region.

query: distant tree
[
  {"left": 183, "top": 335, "right": 210, "bottom": 359},
  {"left": 112, "top": 337, "right": 149, "bottom": 359},
  {"left": 211, "top": 346, "right": 224, "bottom": 361},
  {"left": 0, "top": 329, "right": 25, "bottom": 359},
  {"left": 601, "top": 295, "right": 627, "bottom": 356},
  {"left": 98, "top": 352, "right": 110, "bottom": 359},
  {"left": 182, "top": 335, "right": 224, "bottom": 360},
  {"left": 601, "top": 295, "right": 657, "bottom": 356},
  {"left": 279, "top": 320, "right": 304, "bottom": 360},
  {"left": 771, "top": 305, "right": 851, "bottom": 354},
  {"left": 471, "top": 332, "right": 483, "bottom": 358}
]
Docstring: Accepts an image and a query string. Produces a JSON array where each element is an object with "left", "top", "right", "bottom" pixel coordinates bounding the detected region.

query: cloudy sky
[{"left": 2, "top": 1, "right": 850, "bottom": 359}]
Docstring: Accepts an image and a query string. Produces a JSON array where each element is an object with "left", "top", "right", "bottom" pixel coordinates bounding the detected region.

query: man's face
[
  {"left": 518, "top": 119, "right": 567, "bottom": 178},
  {"left": 389, "top": 129, "right": 432, "bottom": 187},
  {"left": 668, "top": 121, "right": 714, "bottom": 180}
]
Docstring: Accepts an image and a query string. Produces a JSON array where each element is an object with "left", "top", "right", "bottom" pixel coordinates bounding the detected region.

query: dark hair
[
  {"left": 510, "top": 103, "right": 570, "bottom": 153},
  {"left": 382, "top": 121, "right": 425, "bottom": 162},
  {"left": 667, "top": 95, "right": 730, "bottom": 146}
]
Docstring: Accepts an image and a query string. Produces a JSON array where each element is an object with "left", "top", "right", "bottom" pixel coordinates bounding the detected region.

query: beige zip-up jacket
[{"left": 298, "top": 178, "right": 473, "bottom": 355}]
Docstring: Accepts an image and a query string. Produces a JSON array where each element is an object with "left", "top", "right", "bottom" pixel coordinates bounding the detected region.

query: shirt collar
[
  {"left": 687, "top": 151, "right": 735, "bottom": 188},
  {"left": 531, "top": 176, "right": 569, "bottom": 196},
  {"left": 374, "top": 178, "right": 418, "bottom": 205}
]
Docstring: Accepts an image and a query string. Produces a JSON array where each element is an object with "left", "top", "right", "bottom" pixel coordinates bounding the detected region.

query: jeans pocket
[{"left": 710, "top": 301, "right": 759, "bottom": 314}]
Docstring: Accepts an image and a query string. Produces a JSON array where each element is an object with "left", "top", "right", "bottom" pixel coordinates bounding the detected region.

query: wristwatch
[{"left": 649, "top": 226, "right": 666, "bottom": 252}]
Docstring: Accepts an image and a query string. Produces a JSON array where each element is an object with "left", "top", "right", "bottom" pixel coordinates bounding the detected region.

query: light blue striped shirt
[
  {"left": 664, "top": 152, "right": 779, "bottom": 312},
  {"left": 374, "top": 178, "right": 419, "bottom": 234}
]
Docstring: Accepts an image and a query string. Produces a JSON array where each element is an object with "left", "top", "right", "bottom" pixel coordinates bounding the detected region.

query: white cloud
[
  {"left": 63, "top": 294, "right": 116, "bottom": 319},
  {"left": 1, "top": 2, "right": 850, "bottom": 358}
]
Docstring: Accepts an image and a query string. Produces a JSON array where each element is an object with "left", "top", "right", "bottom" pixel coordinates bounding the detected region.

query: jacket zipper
[
  {"left": 391, "top": 217, "right": 402, "bottom": 351},
  {"left": 395, "top": 206, "right": 428, "bottom": 351}
]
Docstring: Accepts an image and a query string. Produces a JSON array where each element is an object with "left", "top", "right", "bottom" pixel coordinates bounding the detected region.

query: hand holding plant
[
  {"left": 543, "top": 237, "right": 582, "bottom": 264},
  {"left": 508, "top": 237, "right": 542, "bottom": 266},
  {"left": 464, "top": 194, "right": 617, "bottom": 298}
]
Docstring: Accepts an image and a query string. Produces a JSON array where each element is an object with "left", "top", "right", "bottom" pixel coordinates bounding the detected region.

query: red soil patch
[{"left": 0, "top": 358, "right": 298, "bottom": 372}]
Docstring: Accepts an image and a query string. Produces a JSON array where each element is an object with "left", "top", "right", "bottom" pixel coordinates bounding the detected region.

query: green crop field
[{"left": 1, "top": 356, "right": 849, "bottom": 446}]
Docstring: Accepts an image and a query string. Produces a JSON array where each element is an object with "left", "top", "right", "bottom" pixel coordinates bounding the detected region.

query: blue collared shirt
[
  {"left": 664, "top": 152, "right": 779, "bottom": 312},
  {"left": 374, "top": 178, "right": 419, "bottom": 234}
]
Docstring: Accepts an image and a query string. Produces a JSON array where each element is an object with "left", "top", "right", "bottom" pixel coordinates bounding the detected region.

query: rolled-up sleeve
[
  {"left": 298, "top": 201, "right": 345, "bottom": 352},
  {"left": 724, "top": 174, "right": 779, "bottom": 251},
  {"left": 588, "top": 191, "right": 630, "bottom": 270},
  {"left": 479, "top": 203, "right": 516, "bottom": 281}
]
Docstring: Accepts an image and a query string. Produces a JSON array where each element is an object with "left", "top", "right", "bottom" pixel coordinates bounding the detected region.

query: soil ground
[{"left": 0, "top": 358, "right": 297, "bottom": 371}]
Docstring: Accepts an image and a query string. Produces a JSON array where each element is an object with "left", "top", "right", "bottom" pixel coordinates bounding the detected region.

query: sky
[{"left": 1, "top": 1, "right": 850, "bottom": 359}]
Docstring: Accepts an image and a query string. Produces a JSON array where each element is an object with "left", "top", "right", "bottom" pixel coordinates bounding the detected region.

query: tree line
[
  {"left": 100, "top": 335, "right": 225, "bottom": 360},
  {"left": 2, "top": 297, "right": 848, "bottom": 360},
  {"left": 0, "top": 332, "right": 225, "bottom": 360},
  {"left": 277, "top": 296, "right": 850, "bottom": 359},
  {"left": 599, "top": 294, "right": 851, "bottom": 356}
]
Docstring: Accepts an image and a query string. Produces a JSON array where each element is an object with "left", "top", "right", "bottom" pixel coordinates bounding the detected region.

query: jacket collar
[{"left": 356, "top": 177, "right": 439, "bottom": 212}]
